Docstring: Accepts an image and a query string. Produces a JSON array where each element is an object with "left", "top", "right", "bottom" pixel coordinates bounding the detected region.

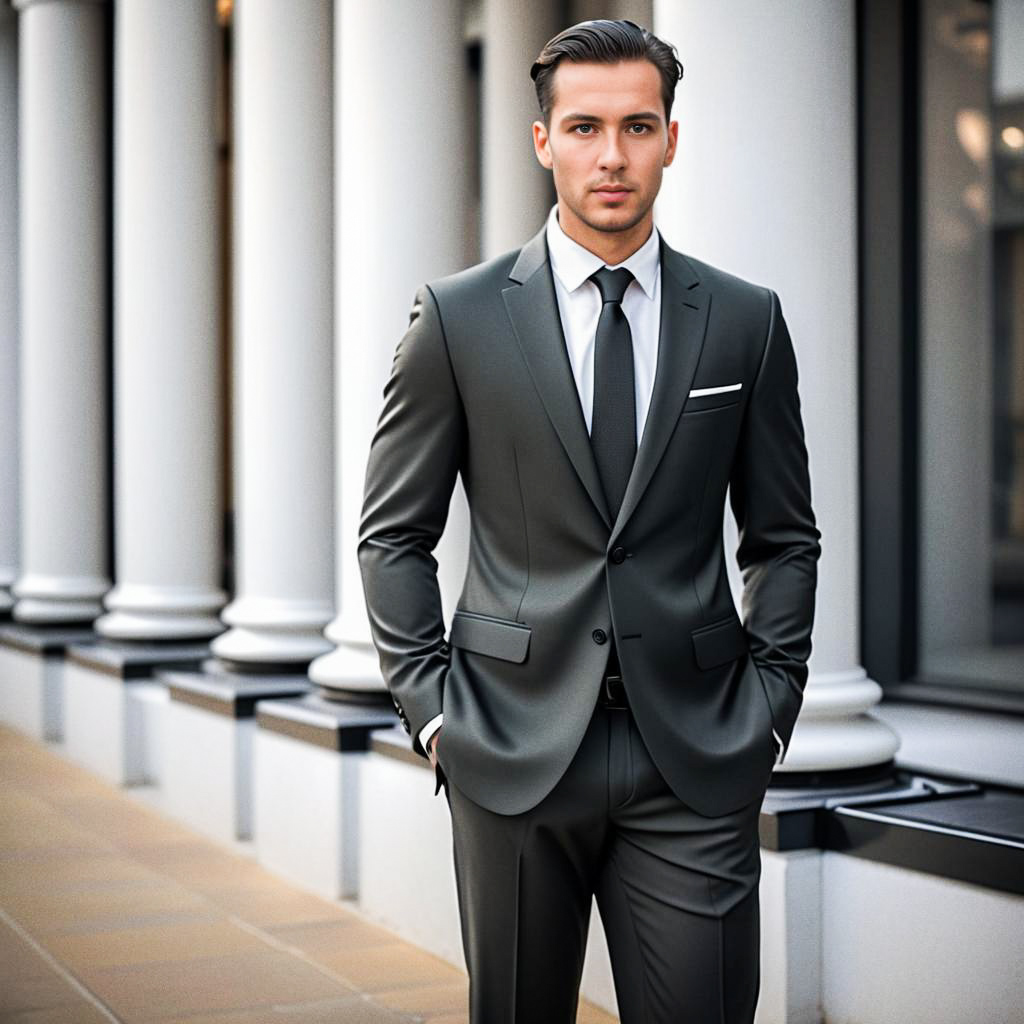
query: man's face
[{"left": 533, "top": 59, "right": 678, "bottom": 241}]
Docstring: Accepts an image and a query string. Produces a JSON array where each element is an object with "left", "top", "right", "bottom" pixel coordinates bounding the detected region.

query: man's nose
[{"left": 598, "top": 133, "right": 627, "bottom": 171}]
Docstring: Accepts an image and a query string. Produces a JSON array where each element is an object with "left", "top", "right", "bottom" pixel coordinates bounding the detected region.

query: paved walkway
[{"left": 0, "top": 724, "right": 617, "bottom": 1023}]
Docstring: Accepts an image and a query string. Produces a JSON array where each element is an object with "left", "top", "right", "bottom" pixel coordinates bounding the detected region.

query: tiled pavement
[{"left": 0, "top": 724, "right": 617, "bottom": 1024}]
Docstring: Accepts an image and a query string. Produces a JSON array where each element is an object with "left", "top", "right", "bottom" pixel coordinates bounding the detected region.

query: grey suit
[{"left": 358, "top": 224, "right": 821, "bottom": 1022}]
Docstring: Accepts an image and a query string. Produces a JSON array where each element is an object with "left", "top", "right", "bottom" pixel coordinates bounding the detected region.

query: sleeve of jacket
[
  {"left": 728, "top": 287, "right": 822, "bottom": 759},
  {"left": 357, "top": 284, "right": 466, "bottom": 759}
]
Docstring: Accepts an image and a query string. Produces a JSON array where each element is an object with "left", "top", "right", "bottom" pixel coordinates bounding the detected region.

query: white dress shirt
[
  {"left": 546, "top": 203, "right": 662, "bottom": 444},
  {"left": 420, "top": 206, "right": 785, "bottom": 767}
]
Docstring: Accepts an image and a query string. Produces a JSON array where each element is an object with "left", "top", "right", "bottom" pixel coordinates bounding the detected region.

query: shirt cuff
[
  {"left": 772, "top": 727, "right": 785, "bottom": 767},
  {"left": 419, "top": 714, "right": 443, "bottom": 755}
]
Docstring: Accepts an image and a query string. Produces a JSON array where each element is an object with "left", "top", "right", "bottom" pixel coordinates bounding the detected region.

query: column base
[
  {"left": 308, "top": 638, "right": 388, "bottom": 700},
  {"left": 212, "top": 595, "right": 334, "bottom": 666},
  {"left": 12, "top": 572, "right": 110, "bottom": 624},
  {"left": 211, "top": 627, "right": 334, "bottom": 665},
  {"left": 775, "top": 666, "right": 902, "bottom": 773},
  {"left": 96, "top": 609, "right": 225, "bottom": 641},
  {"left": 96, "top": 582, "right": 227, "bottom": 640},
  {"left": 13, "top": 597, "right": 103, "bottom": 624}
]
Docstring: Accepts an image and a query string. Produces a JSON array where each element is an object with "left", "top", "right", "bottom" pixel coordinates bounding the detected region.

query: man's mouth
[{"left": 593, "top": 186, "right": 632, "bottom": 201}]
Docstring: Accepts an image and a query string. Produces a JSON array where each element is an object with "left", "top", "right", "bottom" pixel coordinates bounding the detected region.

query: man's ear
[
  {"left": 532, "top": 119, "right": 553, "bottom": 170},
  {"left": 664, "top": 119, "right": 679, "bottom": 167}
]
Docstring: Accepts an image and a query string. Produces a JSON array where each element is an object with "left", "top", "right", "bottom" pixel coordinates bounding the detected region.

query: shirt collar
[{"left": 545, "top": 204, "right": 660, "bottom": 300}]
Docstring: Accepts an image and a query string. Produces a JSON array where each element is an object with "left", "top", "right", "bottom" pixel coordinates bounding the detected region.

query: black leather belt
[{"left": 598, "top": 644, "right": 629, "bottom": 709}]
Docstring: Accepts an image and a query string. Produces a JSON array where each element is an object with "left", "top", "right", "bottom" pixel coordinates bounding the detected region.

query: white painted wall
[{"left": 823, "top": 853, "right": 1024, "bottom": 1024}]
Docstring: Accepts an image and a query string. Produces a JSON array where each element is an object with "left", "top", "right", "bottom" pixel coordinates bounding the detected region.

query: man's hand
[{"left": 428, "top": 728, "right": 441, "bottom": 770}]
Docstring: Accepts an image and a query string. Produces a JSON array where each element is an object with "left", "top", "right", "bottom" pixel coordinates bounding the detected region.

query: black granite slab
[
  {"left": 878, "top": 788, "right": 1024, "bottom": 839},
  {"left": 159, "top": 666, "right": 312, "bottom": 719},
  {"left": 66, "top": 640, "right": 211, "bottom": 680},
  {"left": 756, "top": 764, "right": 1023, "bottom": 896},
  {"left": 256, "top": 691, "right": 398, "bottom": 753},
  {"left": 826, "top": 788, "right": 1024, "bottom": 897},
  {"left": 0, "top": 624, "right": 97, "bottom": 656},
  {"left": 759, "top": 770, "right": 978, "bottom": 850}
]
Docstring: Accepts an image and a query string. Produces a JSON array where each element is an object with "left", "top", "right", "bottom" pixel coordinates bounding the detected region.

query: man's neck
[{"left": 555, "top": 200, "right": 654, "bottom": 266}]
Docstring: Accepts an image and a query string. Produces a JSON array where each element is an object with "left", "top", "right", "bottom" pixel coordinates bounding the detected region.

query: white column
[
  {"left": 12, "top": 0, "right": 109, "bottom": 624},
  {"left": 481, "top": 0, "right": 559, "bottom": 258},
  {"left": 0, "top": 4, "right": 18, "bottom": 615},
  {"left": 94, "top": 0, "right": 224, "bottom": 641},
  {"left": 654, "top": 0, "right": 899, "bottom": 771},
  {"left": 570, "top": 1, "right": 654, "bottom": 27},
  {"left": 310, "top": 0, "right": 471, "bottom": 698},
  {"left": 211, "top": 0, "right": 334, "bottom": 667}
]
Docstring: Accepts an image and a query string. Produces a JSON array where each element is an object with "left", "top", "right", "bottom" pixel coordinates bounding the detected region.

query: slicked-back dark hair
[{"left": 531, "top": 19, "right": 684, "bottom": 127}]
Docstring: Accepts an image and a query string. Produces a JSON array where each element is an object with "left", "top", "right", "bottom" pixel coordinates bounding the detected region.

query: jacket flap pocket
[
  {"left": 449, "top": 611, "right": 531, "bottom": 663},
  {"left": 691, "top": 616, "right": 748, "bottom": 669}
]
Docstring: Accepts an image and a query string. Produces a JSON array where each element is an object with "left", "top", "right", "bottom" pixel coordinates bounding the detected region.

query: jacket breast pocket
[
  {"left": 449, "top": 609, "right": 532, "bottom": 663},
  {"left": 691, "top": 615, "right": 749, "bottom": 669},
  {"left": 682, "top": 393, "right": 741, "bottom": 415}
]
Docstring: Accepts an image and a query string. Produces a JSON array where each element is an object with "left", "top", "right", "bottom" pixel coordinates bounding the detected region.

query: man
[{"left": 358, "top": 18, "right": 821, "bottom": 1024}]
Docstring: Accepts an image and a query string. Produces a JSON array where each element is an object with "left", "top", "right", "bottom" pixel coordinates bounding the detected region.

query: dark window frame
[{"left": 857, "top": 0, "right": 1024, "bottom": 717}]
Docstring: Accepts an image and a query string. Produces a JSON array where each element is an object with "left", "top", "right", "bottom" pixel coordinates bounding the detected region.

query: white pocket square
[{"left": 688, "top": 383, "right": 742, "bottom": 397}]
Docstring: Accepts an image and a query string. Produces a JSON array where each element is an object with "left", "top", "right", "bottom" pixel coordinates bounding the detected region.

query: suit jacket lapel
[
  {"left": 611, "top": 240, "right": 711, "bottom": 540},
  {"left": 501, "top": 228, "right": 613, "bottom": 529},
  {"left": 501, "top": 230, "right": 711, "bottom": 538}
]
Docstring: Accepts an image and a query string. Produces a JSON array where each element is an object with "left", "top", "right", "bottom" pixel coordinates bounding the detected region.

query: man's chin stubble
[{"left": 577, "top": 202, "right": 652, "bottom": 236}]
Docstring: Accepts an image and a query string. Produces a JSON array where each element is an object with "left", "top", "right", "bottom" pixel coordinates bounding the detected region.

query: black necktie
[{"left": 589, "top": 267, "right": 637, "bottom": 520}]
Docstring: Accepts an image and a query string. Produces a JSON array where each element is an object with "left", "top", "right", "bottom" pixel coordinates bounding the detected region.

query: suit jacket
[{"left": 358, "top": 224, "right": 822, "bottom": 818}]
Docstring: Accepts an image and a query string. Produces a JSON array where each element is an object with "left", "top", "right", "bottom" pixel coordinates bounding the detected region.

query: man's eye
[
  {"left": 627, "top": 123, "right": 651, "bottom": 134},
  {"left": 573, "top": 124, "right": 596, "bottom": 135}
]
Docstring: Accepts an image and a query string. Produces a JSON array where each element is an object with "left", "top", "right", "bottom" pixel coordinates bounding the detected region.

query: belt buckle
[{"left": 604, "top": 673, "right": 625, "bottom": 708}]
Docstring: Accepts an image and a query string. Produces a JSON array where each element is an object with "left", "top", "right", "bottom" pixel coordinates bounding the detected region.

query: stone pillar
[
  {"left": 653, "top": 0, "right": 899, "bottom": 772},
  {"left": 0, "top": 4, "right": 18, "bottom": 616},
  {"left": 480, "top": 0, "right": 559, "bottom": 258},
  {"left": 310, "top": 0, "right": 471, "bottom": 698},
  {"left": 94, "top": 0, "right": 224, "bottom": 640},
  {"left": 12, "top": 0, "right": 109, "bottom": 624},
  {"left": 210, "top": 0, "right": 334, "bottom": 667}
]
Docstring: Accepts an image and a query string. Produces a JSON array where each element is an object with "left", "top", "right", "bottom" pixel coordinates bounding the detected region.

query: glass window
[{"left": 919, "top": 0, "right": 1024, "bottom": 693}]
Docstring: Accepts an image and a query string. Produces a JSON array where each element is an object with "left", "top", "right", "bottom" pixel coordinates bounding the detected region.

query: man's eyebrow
[{"left": 560, "top": 111, "right": 662, "bottom": 126}]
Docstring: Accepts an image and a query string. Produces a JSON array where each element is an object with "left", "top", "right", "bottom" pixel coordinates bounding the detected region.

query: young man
[{"left": 358, "top": 19, "right": 821, "bottom": 1024}]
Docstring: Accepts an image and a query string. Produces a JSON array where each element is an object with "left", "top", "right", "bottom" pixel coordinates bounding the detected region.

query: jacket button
[
  {"left": 592, "top": 628, "right": 607, "bottom": 645},
  {"left": 610, "top": 547, "right": 626, "bottom": 564}
]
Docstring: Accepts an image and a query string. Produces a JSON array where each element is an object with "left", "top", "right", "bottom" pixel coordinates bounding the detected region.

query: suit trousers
[{"left": 437, "top": 694, "right": 765, "bottom": 1024}]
